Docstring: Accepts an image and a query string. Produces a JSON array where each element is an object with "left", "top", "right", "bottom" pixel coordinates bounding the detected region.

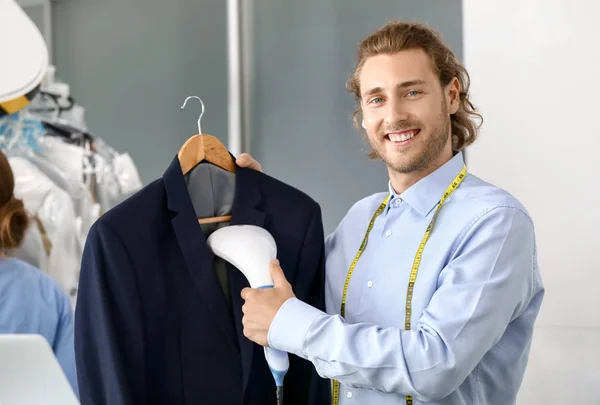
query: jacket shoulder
[
  {"left": 94, "top": 178, "right": 167, "bottom": 235},
  {"left": 252, "top": 170, "right": 320, "bottom": 212}
]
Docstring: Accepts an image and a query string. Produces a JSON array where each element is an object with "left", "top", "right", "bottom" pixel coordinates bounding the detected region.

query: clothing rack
[{"left": 0, "top": 65, "right": 143, "bottom": 309}]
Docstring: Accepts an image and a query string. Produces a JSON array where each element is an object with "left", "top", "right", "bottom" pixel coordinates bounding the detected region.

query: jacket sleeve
[
  {"left": 269, "top": 206, "right": 542, "bottom": 402},
  {"left": 75, "top": 220, "right": 146, "bottom": 405},
  {"left": 286, "top": 204, "right": 331, "bottom": 405}
]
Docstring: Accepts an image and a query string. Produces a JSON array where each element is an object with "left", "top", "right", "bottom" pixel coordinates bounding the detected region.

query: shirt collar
[{"left": 386, "top": 152, "right": 466, "bottom": 217}]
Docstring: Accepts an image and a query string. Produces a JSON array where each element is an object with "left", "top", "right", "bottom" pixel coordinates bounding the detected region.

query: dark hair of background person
[{"left": 0, "top": 150, "right": 29, "bottom": 251}]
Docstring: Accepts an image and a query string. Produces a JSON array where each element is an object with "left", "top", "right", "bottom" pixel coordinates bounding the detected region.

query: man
[{"left": 236, "top": 21, "right": 544, "bottom": 405}]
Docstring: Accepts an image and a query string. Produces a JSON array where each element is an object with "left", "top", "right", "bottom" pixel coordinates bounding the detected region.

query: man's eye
[
  {"left": 370, "top": 97, "right": 383, "bottom": 104},
  {"left": 407, "top": 91, "right": 422, "bottom": 97}
]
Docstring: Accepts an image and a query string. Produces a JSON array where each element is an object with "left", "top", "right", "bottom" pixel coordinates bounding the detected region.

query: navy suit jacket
[{"left": 75, "top": 156, "right": 331, "bottom": 405}]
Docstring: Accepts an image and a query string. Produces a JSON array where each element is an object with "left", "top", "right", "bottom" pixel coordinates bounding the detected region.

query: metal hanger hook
[{"left": 181, "top": 96, "right": 205, "bottom": 134}]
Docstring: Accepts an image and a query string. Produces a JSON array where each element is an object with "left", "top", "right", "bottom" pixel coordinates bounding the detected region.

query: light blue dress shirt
[
  {"left": 268, "top": 152, "right": 544, "bottom": 405},
  {"left": 0, "top": 257, "right": 79, "bottom": 397}
]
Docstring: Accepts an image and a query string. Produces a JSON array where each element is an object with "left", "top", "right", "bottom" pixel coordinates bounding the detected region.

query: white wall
[{"left": 463, "top": 1, "right": 600, "bottom": 403}]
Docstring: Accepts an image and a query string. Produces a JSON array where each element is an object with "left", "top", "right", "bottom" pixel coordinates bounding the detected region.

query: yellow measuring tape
[{"left": 332, "top": 166, "right": 467, "bottom": 405}]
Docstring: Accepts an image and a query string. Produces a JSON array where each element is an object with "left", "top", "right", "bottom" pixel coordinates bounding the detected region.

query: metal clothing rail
[
  {"left": 227, "top": 0, "right": 253, "bottom": 157},
  {"left": 227, "top": 0, "right": 242, "bottom": 156}
]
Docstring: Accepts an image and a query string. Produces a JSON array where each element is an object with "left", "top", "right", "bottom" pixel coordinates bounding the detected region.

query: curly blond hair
[{"left": 347, "top": 20, "right": 483, "bottom": 151}]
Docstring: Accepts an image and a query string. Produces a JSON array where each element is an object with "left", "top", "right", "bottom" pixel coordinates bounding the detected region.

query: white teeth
[{"left": 388, "top": 130, "right": 418, "bottom": 143}]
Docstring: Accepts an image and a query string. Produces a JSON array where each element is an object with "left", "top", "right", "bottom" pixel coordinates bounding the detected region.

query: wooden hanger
[
  {"left": 178, "top": 96, "right": 235, "bottom": 225},
  {"left": 178, "top": 134, "right": 235, "bottom": 175}
]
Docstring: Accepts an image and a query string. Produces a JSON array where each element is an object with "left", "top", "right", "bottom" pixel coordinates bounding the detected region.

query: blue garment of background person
[{"left": 0, "top": 256, "right": 79, "bottom": 396}]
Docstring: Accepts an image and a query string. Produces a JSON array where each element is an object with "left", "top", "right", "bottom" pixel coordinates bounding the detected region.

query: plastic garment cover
[
  {"left": 0, "top": 110, "right": 44, "bottom": 152},
  {"left": 25, "top": 65, "right": 88, "bottom": 132},
  {"left": 8, "top": 156, "right": 81, "bottom": 308},
  {"left": 27, "top": 92, "right": 88, "bottom": 133},
  {"left": 0, "top": 112, "right": 95, "bottom": 237},
  {"left": 36, "top": 136, "right": 100, "bottom": 242},
  {"left": 92, "top": 137, "right": 143, "bottom": 211}
]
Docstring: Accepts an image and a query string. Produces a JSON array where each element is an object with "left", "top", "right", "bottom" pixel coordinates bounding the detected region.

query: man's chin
[
  {"left": 383, "top": 160, "right": 413, "bottom": 174},
  {"left": 378, "top": 150, "right": 410, "bottom": 169},
  {"left": 383, "top": 155, "right": 427, "bottom": 174}
]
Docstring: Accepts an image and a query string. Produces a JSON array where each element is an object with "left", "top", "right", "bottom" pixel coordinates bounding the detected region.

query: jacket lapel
[
  {"left": 163, "top": 156, "right": 239, "bottom": 353},
  {"left": 227, "top": 164, "right": 266, "bottom": 395},
  {"left": 164, "top": 155, "right": 267, "bottom": 395}
]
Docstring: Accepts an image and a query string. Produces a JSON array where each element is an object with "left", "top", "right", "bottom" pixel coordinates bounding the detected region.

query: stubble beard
[{"left": 368, "top": 103, "right": 451, "bottom": 174}]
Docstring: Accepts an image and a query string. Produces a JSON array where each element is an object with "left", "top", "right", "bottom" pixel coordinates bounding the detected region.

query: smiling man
[{"left": 238, "top": 21, "right": 544, "bottom": 405}]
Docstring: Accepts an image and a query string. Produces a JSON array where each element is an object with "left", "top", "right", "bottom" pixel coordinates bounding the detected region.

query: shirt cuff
[{"left": 267, "top": 297, "right": 324, "bottom": 358}]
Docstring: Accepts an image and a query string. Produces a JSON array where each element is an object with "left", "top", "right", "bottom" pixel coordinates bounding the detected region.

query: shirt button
[
  {"left": 385, "top": 229, "right": 392, "bottom": 237},
  {"left": 367, "top": 281, "right": 373, "bottom": 287},
  {"left": 347, "top": 391, "right": 353, "bottom": 398}
]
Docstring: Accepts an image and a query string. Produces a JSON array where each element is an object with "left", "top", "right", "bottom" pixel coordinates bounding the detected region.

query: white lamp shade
[
  {"left": 206, "top": 225, "right": 277, "bottom": 288},
  {"left": 0, "top": 0, "right": 48, "bottom": 105}
]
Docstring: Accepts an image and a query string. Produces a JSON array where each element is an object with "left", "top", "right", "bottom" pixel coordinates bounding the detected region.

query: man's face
[{"left": 359, "top": 48, "right": 459, "bottom": 174}]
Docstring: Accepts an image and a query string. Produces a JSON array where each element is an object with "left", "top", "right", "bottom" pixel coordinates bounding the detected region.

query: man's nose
[{"left": 385, "top": 99, "right": 409, "bottom": 124}]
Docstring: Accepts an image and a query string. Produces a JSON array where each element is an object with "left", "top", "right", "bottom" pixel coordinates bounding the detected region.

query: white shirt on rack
[
  {"left": 36, "top": 136, "right": 100, "bottom": 240},
  {"left": 9, "top": 156, "right": 81, "bottom": 308}
]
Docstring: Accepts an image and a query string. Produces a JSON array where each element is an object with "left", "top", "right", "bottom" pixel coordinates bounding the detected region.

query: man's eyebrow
[
  {"left": 397, "top": 79, "right": 427, "bottom": 88},
  {"left": 361, "top": 80, "right": 428, "bottom": 99}
]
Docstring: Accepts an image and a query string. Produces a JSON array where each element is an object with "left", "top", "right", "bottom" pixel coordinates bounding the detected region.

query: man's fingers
[
  {"left": 270, "top": 259, "right": 288, "bottom": 287},
  {"left": 236, "top": 153, "right": 263, "bottom": 172},
  {"left": 241, "top": 287, "right": 252, "bottom": 300},
  {"left": 236, "top": 153, "right": 250, "bottom": 166}
]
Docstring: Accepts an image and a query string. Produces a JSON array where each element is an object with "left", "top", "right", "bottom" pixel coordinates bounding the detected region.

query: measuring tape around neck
[{"left": 331, "top": 166, "right": 467, "bottom": 405}]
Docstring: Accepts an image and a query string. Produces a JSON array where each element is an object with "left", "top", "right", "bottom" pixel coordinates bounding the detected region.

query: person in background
[
  {"left": 0, "top": 149, "right": 78, "bottom": 397},
  {"left": 236, "top": 21, "right": 544, "bottom": 405}
]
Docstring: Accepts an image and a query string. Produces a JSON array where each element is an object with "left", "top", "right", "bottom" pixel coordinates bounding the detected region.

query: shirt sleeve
[
  {"left": 282, "top": 204, "right": 332, "bottom": 404},
  {"left": 268, "top": 206, "right": 541, "bottom": 402},
  {"left": 52, "top": 286, "right": 79, "bottom": 397}
]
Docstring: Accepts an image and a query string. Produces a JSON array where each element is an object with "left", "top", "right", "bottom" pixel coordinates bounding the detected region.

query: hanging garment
[
  {"left": 36, "top": 135, "right": 100, "bottom": 238},
  {"left": 75, "top": 156, "right": 331, "bottom": 405},
  {"left": 36, "top": 130, "right": 143, "bottom": 216},
  {"left": 9, "top": 156, "right": 81, "bottom": 308},
  {"left": 91, "top": 137, "right": 143, "bottom": 211}
]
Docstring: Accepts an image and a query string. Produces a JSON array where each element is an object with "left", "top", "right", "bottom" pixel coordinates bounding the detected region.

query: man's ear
[{"left": 446, "top": 77, "right": 460, "bottom": 114}]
